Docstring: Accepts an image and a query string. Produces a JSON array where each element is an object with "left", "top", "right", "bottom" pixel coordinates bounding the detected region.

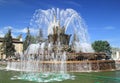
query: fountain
[
  {"left": 6, "top": 8, "right": 116, "bottom": 82},
  {"left": 30, "top": 8, "right": 94, "bottom": 53}
]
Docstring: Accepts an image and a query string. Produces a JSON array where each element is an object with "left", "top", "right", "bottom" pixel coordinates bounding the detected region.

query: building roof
[{"left": 0, "top": 37, "right": 23, "bottom": 43}]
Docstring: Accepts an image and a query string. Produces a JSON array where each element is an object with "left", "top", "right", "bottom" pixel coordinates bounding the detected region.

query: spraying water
[
  {"left": 30, "top": 8, "right": 94, "bottom": 52},
  {"left": 6, "top": 8, "right": 94, "bottom": 82}
]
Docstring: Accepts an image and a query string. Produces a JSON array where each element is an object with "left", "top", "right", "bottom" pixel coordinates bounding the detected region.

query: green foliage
[
  {"left": 92, "top": 40, "right": 111, "bottom": 55},
  {"left": 23, "top": 27, "right": 32, "bottom": 52},
  {"left": 2, "top": 29, "right": 16, "bottom": 58}
]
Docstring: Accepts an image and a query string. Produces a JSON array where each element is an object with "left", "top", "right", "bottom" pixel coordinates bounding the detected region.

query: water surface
[{"left": 0, "top": 70, "right": 120, "bottom": 83}]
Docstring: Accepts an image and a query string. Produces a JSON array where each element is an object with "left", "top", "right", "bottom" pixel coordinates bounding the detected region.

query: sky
[{"left": 0, "top": 0, "right": 120, "bottom": 48}]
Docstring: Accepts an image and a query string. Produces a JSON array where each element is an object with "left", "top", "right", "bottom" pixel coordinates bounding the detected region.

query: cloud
[
  {"left": 0, "top": 0, "right": 7, "bottom": 6},
  {"left": 0, "top": 31, "right": 4, "bottom": 37},
  {"left": 0, "top": 26, "right": 10, "bottom": 37},
  {"left": 0, "top": 0, "right": 24, "bottom": 7},
  {"left": 0, "top": 26, "right": 17, "bottom": 37},
  {"left": 4, "top": 26, "right": 13, "bottom": 29},
  {"left": 64, "top": 0, "right": 81, "bottom": 7},
  {"left": 89, "top": 26, "right": 116, "bottom": 32},
  {"left": 2, "top": 26, "right": 38, "bottom": 34},
  {"left": 68, "top": 1, "right": 80, "bottom": 6},
  {"left": 0, "top": 26, "right": 38, "bottom": 38},
  {"left": 101, "top": 38, "right": 120, "bottom": 48},
  {"left": 104, "top": 26, "right": 115, "bottom": 30},
  {"left": 0, "top": 0, "right": 6, "bottom": 3},
  {"left": 14, "top": 27, "right": 38, "bottom": 34}
]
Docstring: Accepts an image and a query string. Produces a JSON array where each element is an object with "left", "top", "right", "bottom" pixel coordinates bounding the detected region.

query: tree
[
  {"left": 2, "top": 29, "right": 16, "bottom": 58},
  {"left": 23, "top": 27, "right": 32, "bottom": 52},
  {"left": 29, "top": 28, "right": 44, "bottom": 44},
  {"left": 30, "top": 36, "right": 36, "bottom": 43},
  {"left": 36, "top": 28, "right": 43, "bottom": 43},
  {"left": 92, "top": 40, "right": 112, "bottom": 56}
]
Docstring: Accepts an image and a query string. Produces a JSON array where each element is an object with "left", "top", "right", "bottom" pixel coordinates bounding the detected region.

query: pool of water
[{"left": 0, "top": 70, "right": 120, "bottom": 83}]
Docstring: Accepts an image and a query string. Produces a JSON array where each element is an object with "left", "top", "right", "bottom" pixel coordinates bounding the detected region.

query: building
[
  {"left": 0, "top": 36, "right": 23, "bottom": 60},
  {"left": 111, "top": 51, "right": 120, "bottom": 60}
]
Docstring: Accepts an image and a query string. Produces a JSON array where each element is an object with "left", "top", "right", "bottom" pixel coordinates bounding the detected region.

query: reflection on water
[
  {"left": 0, "top": 70, "right": 120, "bottom": 83},
  {"left": 75, "top": 71, "right": 120, "bottom": 83}
]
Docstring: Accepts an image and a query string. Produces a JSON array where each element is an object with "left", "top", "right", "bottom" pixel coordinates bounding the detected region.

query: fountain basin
[{"left": 6, "top": 60, "right": 116, "bottom": 72}]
